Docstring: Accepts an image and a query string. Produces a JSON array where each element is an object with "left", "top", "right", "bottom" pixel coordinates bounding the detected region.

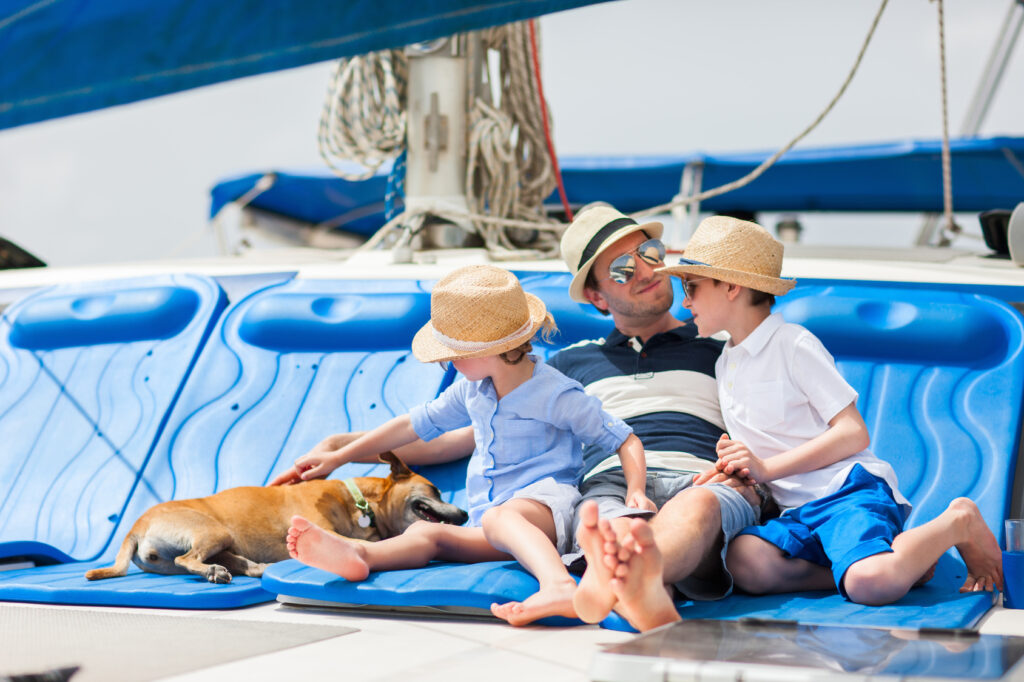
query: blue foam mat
[
  {"left": 0, "top": 560, "right": 270, "bottom": 609},
  {"left": 3, "top": 276, "right": 1022, "bottom": 627},
  {"left": 0, "top": 274, "right": 226, "bottom": 563},
  {"left": 0, "top": 277, "right": 455, "bottom": 608}
]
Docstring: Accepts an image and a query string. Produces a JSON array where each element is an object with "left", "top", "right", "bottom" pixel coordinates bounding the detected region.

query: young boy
[
  {"left": 597, "top": 216, "right": 1002, "bottom": 631},
  {"left": 272, "top": 265, "right": 653, "bottom": 623}
]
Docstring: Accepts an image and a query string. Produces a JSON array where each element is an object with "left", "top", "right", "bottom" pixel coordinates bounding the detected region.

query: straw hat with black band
[
  {"left": 560, "top": 206, "right": 664, "bottom": 303},
  {"left": 659, "top": 216, "right": 796, "bottom": 296},
  {"left": 411, "top": 265, "right": 553, "bottom": 364}
]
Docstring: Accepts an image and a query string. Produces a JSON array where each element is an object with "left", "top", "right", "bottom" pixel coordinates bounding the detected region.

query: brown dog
[{"left": 85, "top": 452, "right": 467, "bottom": 583}]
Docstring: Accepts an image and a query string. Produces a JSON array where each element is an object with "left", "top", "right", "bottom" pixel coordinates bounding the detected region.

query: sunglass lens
[
  {"left": 608, "top": 254, "right": 635, "bottom": 284},
  {"left": 637, "top": 239, "right": 666, "bottom": 265}
]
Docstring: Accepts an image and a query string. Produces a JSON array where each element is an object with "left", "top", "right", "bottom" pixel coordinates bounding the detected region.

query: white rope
[
  {"left": 318, "top": 50, "right": 407, "bottom": 181},
  {"left": 463, "top": 23, "right": 559, "bottom": 254},
  {"left": 935, "top": 0, "right": 956, "bottom": 237},
  {"left": 633, "top": 0, "right": 889, "bottom": 219}
]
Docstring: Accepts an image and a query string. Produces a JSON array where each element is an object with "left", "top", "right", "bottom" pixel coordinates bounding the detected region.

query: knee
[
  {"left": 662, "top": 486, "right": 720, "bottom": 524},
  {"left": 842, "top": 560, "right": 901, "bottom": 606},
  {"left": 480, "top": 505, "right": 517, "bottom": 535},
  {"left": 726, "top": 536, "right": 778, "bottom": 594}
]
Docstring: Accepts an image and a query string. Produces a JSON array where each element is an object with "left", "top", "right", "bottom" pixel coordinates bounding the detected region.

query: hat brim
[
  {"left": 568, "top": 220, "right": 664, "bottom": 303},
  {"left": 411, "top": 292, "right": 550, "bottom": 363},
  {"left": 658, "top": 263, "right": 796, "bottom": 296}
]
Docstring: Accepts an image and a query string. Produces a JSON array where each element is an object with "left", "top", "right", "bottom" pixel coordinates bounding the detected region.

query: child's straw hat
[
  {"left": 560, "top": 205, "right": 663, "bottom": 303},
  {"left": 659, "top": 216, "right": 796, "bottom": 295},
  {"left": 412, "top": 265, "right": 551, "bottom": 363}
]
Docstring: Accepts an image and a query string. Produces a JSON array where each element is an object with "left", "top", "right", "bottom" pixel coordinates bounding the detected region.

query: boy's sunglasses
[{"left": 602, "top": 238, "right": 666, "bottom": 284}]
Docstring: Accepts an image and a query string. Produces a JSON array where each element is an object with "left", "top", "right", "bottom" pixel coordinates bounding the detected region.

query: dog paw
[{"left": 205, "top": 565, "right": 232, "bottom": 584}]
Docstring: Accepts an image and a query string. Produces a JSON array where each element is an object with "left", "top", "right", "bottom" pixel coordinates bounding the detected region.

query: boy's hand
[
  {"left": 715, "top": 436, "right": 765, "bottom": 484},
  {"left": 626, "top": 490, "right": 658, "bottom": 513},
  {"left": 694, "top": 433, "right": 739, "bottom": 485}
]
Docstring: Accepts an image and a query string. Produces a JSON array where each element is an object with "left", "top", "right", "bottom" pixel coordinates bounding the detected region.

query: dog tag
[{"left": 358, "top": 513, "right": 371, "bottom": 528}]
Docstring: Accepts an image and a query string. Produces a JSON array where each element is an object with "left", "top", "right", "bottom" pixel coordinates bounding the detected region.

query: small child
[
  {"left": 666, "top": 216, "right": 1002, "bottom": 606},
  {"left": 274, "top": 265, "right": 652, "bottom": 622}
]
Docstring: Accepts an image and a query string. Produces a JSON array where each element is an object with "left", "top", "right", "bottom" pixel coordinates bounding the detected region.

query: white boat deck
[{"left": 7, "top": 597, "right": 1021, "bottom": 682}]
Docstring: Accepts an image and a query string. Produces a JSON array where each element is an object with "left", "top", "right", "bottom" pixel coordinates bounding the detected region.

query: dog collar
[{"left": 343, "top": 478, "right": 376, "bottom": 529}]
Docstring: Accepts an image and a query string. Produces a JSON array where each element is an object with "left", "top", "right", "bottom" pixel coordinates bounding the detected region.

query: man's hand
[{"left": 626, "top": 490, "right": 658, "bottom": 513}]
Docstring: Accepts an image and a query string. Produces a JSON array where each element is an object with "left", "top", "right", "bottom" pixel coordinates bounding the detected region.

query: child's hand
[
  {"left": 626, "top": 490, "right": 658, "bottom": 513},
  {"left": 715, "top": 436, "right": 765, "bottom": 484},
  {"left": 268, "top": 439, "right": 343, "bottom": 485}
]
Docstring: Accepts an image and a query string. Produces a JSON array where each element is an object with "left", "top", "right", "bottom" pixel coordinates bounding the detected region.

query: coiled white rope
[{"left": 318, "top": 50, "right": 408, "bottom": 181}]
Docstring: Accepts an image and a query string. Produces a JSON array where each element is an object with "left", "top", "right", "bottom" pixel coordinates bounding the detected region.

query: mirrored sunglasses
[{"left": 605, "top": 238, "right": 666, "bottom": 284}]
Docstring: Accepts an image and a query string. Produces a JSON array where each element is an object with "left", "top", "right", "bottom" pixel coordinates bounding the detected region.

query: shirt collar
[
  {"left": 607, "top": 322, "right": 696, "bottom": 349},
  {"left": 728, "top": 312, "right": 785, "bottom": 357}
]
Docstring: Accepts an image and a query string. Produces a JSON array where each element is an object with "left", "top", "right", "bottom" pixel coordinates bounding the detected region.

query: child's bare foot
[
  {"left": 287, "top": 515, "right": 370, "bottom": 581},
  {"left": 571, "top": 501, "right": 621, "bottom": 623},
  {"left": 949, "top": 498, "right": 1003, "bottom": 592},
  {"left": 491, "top": 578, "right": 579, "bottom": 626},
  {"left": 608, "top": 518, "right": 680, "bottom": 632}
]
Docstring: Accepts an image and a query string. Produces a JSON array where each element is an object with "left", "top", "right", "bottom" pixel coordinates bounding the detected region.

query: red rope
[{"left": 527, "top": 19, "right": 573, "bottom": 222}]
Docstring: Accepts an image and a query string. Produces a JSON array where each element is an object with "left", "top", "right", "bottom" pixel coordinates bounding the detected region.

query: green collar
[{"left": 343, "top": 478, "right": 376, "bottom": 529}]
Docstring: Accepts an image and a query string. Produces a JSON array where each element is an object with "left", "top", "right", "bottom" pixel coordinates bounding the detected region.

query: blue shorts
[{"left": 739, "top": 464, "right": 907, "bottom": 598}]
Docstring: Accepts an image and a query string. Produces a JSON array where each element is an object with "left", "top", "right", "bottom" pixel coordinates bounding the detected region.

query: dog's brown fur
[{"left": 85, "top": 452, "right": 467, "bottom": 583}]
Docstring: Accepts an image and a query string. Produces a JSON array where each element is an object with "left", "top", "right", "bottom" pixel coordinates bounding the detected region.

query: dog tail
[{"left": 84, "top": 534, "right": 138, "bottom": 580}]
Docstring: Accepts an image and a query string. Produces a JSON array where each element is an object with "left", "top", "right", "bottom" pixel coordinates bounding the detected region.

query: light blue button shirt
[{"left": 409, "top": 358, "right": 632, "bottom": 525}]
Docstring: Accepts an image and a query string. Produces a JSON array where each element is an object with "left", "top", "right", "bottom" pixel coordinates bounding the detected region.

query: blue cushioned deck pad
[
  {"left": 258, "top": 279, "right": 1024, "bottom": 631},
  {"left": 0, "top": 274, "right": 226, "bottom": 564},
  {"left": 0, "top": 278, "right": 454, "bottom": 608}
]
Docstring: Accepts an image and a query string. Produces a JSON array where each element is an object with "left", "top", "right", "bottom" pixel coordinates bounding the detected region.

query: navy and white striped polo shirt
[{"left": 548, "top": 323, "right": 726, "bottom": 477}]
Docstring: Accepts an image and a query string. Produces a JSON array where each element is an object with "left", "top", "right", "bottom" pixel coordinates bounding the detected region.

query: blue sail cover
[
  {"left": 209, "top": 136, "right": 1024, "bottom": 236},
  {"left": 0, "top": 0, "right": 609, "bottom": 130}
]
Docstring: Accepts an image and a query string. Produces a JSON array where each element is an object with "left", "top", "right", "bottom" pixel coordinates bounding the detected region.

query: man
[
  {"left": 272, "top": 205, "right": 763, "bottom": 630},
  {"left": 507, "top": 205, "right": 762, "bottom": 630}
]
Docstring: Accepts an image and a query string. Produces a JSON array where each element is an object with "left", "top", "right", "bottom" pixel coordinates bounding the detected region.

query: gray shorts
[
  {"left": 511, "top": 477, "right": 582, "bottom": 554},
  {"left": 563, "top": 469, "right": 758, "bottom": 600}
]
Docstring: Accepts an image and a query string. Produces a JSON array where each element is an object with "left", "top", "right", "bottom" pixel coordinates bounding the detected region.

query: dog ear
[{"left": 379, "top": 451, "right": 413, "bottom": 480}]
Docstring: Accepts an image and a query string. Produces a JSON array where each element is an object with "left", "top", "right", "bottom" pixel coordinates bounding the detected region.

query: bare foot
[
  {"left": 286, "top": 515, "right": 370, "bottom": 581},
  {"left": 608, "top": 518, "right": 680, "bottom": 632},
  {"left": 571, "top": 501, "right": 620, "bottom": 623},
  {"left": 949, "top": 498, "right": 1003, "bottom": 592},
  {"left": 490, "top": 578, "right": 579, "bottom": 626}
]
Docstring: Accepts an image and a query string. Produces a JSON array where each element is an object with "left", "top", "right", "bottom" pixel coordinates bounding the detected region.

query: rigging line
[
  {"left": 633, "top": 0, "right": 890, "bottom": 219},
  {"left": 936, "top": 0, "right": 955, "bottom": 237},
  {"left": 0, "top": 0, "right": 60, "bottom": 33}
]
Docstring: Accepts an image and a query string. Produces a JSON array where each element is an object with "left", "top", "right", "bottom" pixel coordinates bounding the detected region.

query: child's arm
[
  {"left": 618, "top": 433, "right": 657, "bottom": 512},
  {"left": 714, "top": 402, "right": 870, "bottom": 484},
  {"left": 269, "top": 414, "right": 421, "bottom": 485}
]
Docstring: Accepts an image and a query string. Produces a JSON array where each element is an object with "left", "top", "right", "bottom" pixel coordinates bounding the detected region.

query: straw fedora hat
[
  {"left": 659, "top": 216, "right": 796, "bottom": 296},
  {"left": 411, "top": 265, "right": 552, "bottom": 363},
  {"left": 560, "top": 205, "right": 663, "bottom": 303}
]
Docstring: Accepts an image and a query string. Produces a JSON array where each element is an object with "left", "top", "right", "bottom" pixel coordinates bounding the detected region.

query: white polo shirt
[{"left": 716, "top": 313, "right": 908, "bottom": 511}]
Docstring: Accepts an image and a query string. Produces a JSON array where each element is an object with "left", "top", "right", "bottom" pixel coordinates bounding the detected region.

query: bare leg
[
  {"left": 484, "top": 499, "right": 580, "bottom": 626},
  {"left": 571, "top": 500, "right": 624, "bottom": 623},
  {"left": 607, "top": 518, "right": 681, "bottom": 631},
  {"left": 843, "top": 498, "right": 1002, "bottom": 605},
  {"left": 287, "top": 515, "right": 504, "bottom": 581},
  {"left": 648, "top": 487, "right": 726, "bottom": 585},
  {"left": 727, "top": 534, "right": 835, "bottom": 594}
]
